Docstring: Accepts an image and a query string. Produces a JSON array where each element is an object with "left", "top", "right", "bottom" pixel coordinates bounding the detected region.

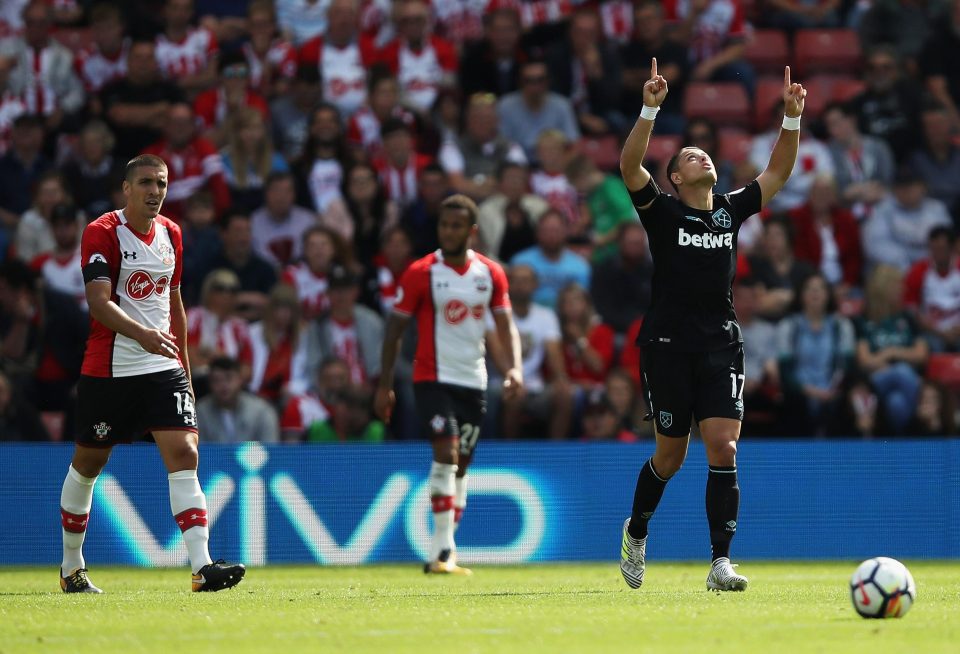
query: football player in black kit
[{"left": 619, "top": 60, "right": 806, "bottom": 591}]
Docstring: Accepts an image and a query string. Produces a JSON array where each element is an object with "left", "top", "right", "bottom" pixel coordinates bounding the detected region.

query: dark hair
[
  {"left": 209, "top": 356, "right": 241, "bottom": 374},
  {"left": 440, "top": 194, "right": 479, "bottom": 225},
  {"left": 218, "top": 51, "right": 249, "bottom": 74},
  {"left": 793, "top": 271, "right": 836, "bottom": 314},
  {"left": 220, "top": 208, "right": 251, "bottom": 229},
  {"left": 497, "top": 161, "right": 526, "bottom": 180},
  {"left": 12, "top": 113, "right": 44, "bottom": 130},
  {"left": 295, "top": 62, "right": 320, "bottom": 84},
  {"left": 0, "top": 259, "right": 37, "bottom": 290},
  {"left": 264, "top": 170, "right": 295, "bottom": 190},
  {"left": 125, "top": 154, "right": 167, "bottom": 181},
  {"left": 823, "top": 100, "right": 856, "bottom": 118},
  {"left": 682, "top": 116, "right": 719, "bottom": 152},
  {"left": 381, "top": 116, "right": 411, "bottom": 139},
  {"left": 49, "top": 203, "right": 78, "bottom": 225},
  {"left": 421, "top": 162, "right": 446, "bottom": 178},
  {"left": 90, "top": 2, "right": 123, "bottom": 23},
  {"left": 928, "top": 225, "right": 956, "bottom": 244},
  {"left": 366, "top": 63, "right": 396, "bottom": 94},
  {"left": 666, "top": 149, "right": 687, "bottom": 193},
  {"left": 764, "top": 214, "right": 794, "bottom": 246}
]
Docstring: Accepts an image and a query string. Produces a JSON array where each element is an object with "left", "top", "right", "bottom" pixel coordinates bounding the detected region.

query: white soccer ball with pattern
[{"left": 849, "top": 557, "right": 916, "bottom": 619}]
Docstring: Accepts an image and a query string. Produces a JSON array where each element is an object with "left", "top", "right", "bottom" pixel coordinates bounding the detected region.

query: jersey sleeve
[
  {"left": 726, "top": 180, "right": 763, "bottom": 229},
  {"left": 488, "top": 260, "right": 511, "bottom": 312},
  {"left": 393, "top": 263, "right": 428, "bottom": 316},
  {"left": 80, "top": 220, "right": 118, "bottom": 285},
  {"left": 627, "top": 176, "right": 663, "bottom": 213},
  {"left": 168, "top": 221, "right": 184, "bottom": 289}
]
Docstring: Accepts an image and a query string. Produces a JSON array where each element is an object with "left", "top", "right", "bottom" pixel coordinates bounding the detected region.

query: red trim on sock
[
  {"left": 431, "top": 495, "right": 454, "bottom": 513},
  {"left": 174, "top": 508, "right": 208, "bottom": 531},
  {"left": 61, "top": 508, "right": 89, "bottom": 533},
  {"left": 454, "top": 507, "right": 464, "bottom": 523}
]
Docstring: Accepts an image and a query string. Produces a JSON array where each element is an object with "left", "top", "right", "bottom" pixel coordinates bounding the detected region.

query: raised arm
[
  {"left": 756, "top": 66, "right": 807, "bottom": 208},
  {"left": 620, "top": 58, "right": 668, "bottom": 197}
]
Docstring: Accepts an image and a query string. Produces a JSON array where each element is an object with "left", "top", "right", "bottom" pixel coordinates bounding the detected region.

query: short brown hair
[
  {"left": 440, "top": 194, "right": 479, "bottom": 225},
  {"left": 125, "top": 154, "right": 167, "bottom": 181}
]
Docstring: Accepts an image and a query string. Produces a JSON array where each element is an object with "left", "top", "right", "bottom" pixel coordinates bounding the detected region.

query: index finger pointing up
[
  {"left": 652, "top": 57, "right": 658, "bottom": 79},
  {"left": 784, "top": 65, "right": 791, "bottom": 88}
]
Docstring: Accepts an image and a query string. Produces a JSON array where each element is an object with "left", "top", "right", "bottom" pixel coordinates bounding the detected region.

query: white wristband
[
  {"left": 640, "top": 105, "right": 660, "bottom": 121},
  {"left": 782, "top": 115, "right": 801, "bottom": 131}
]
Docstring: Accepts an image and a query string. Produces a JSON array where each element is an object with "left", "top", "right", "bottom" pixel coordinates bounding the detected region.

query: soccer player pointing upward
[
  {"left": 619, "top": 60, "right": 805, "bottom": 591},
  {"left": 59, "top": 155, "right": 245, "bottom": 593}
]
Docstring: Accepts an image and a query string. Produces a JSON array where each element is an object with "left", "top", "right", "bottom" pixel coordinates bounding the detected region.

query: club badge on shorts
[
  {"left": 93, "top": 422, "right": 111, "bottom": 440},
  {"left": 659, "top": 411, "right": 673, "bottom": 429}
]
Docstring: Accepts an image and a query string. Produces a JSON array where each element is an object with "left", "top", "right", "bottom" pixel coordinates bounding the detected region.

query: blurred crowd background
[{"left": 1, "top": 0, "right": 960, "bottom": 443}]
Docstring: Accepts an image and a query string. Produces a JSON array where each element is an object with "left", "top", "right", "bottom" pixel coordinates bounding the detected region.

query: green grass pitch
[{"left": 1, "top": 562, "right": 958, "bottom": 653}]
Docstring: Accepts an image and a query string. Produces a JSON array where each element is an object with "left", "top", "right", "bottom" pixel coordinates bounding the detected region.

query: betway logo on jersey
[{"left": 678, "top": 228, "right": 733, "bottom": 249}]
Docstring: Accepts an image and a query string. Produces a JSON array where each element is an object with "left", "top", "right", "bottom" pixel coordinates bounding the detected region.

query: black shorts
[
  {"left": 76, "top": 369, "right": 198, "bottom": 447},
  {"left": 641, "top": 344, "right": 745, "bottom": 437},
  {"left": 413, "top": 381, "right": 486, "bottom": 457}
]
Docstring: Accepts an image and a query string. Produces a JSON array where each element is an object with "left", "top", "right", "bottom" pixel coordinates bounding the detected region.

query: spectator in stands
[
  {"left": 75, "top": 3, "right": 129, "bottom": 100},
  {"left": 281, "top": 225, "right": 346, "bottom": 319},
  {"left": 557, "top": 282, "right": 615, "bottom": 392},
  {"left": 280, "top": 356, "right": 349, "bottom": 442},
  {"left": 377, "top": 0, "right": 458, "bottom": 114},
  {"left": 620, "top": 0, "right": 688, "bottom": 135},
  {"left": 179, "top": 192, "right": 222, "bottom": 305},
  {"left": 196, "top": 356, "right": 280, "bottom": 443},
  {"left": 362, "top": 225, "right": 414, "bottom": 314},
  {"left": 458, "top": 7, "right": 527, "bottom": 98},
  {"left": 248, "top": 284, "right": 309, "bottom": 405},
  {"left": 748, "top": 217, "right": 816, "bottom": 321},
  {"left": 374, "top": 117, "right": 433, "bottom": 209},
  {"left": 0, "top": 1, "right": 84, "bottom": 129},
  {"left": 790, "top": 174, "right": 863, "bottom": 294},
  {"left": 276, "top": 0, "right": 330, "bottom": 46},
  {"left": 0, "top": 259, "right": 87, "bottom": 413},
  {"left": 0, "top": 114, "right": 50, "bottom": 228},
  {"left": 194, "top": 54, "right": 270, "bottom": 148},
  {"left": 343, "top": 162, "right": 399, "bottom": 268},
  {"left": 220, "top": 107, "right": 289, "bottom": 213},
  {"left": 905, "top": 380, "right": 954, "bottom": 436},
  {"left": 251, "top": 172, "right": 317, "bottom": 269},
  {"left": 60, "top": 121, "right": 123, "bottom": 220},
  {"left": 681, "top": 117, "right": 734, "bottom": 193},
  {"left": 0, "top": 56, "right": 27, "bottom": 156},
  {"left": 142, "top": 102, "right": 231, "bottom": 221},
  {"left": 855, "top": 264, "right": 929, "bottom": 434},
  {"left": 242, "top": 0, "right": 298, "bottom": 99},
  {"left": 907, "top": 99, "right": 960, "bottom": 221},
  {"left": 580, "top": 388, "right": 637, "bottom": 442},
  {"left": 155, "top": 0, "right": 219, "bottom": 95},
  {"left": 733, "top": 278, "right": 781, "bottom": 436},
  {"left": 346, "top": 66, "right": 418, "bottom": 163},
  {"left": 605, "top": 367, "right": 648, "bottom": 437},
  {"left": 546, "top": 7, "right": 623, "bottom": 136},
  {"left": 498, "top": 60, "right": 580, "bottom": 161},
  {"left": 399, "top": 163, "right": 447, "bottom": 256},
  {"left": 849, "top": 45, "right": 922, "bottom": 162},
  {"left": 14, "top": 171, "right": 76, "bottom": 262},
  {"left": 857, "top": 0, "right": 940, "bottom": 63},
  {"left": 477, "top": 162, "right": 549, "bottom": 261},
  {"left": 296, "top": 102, "right": 352, "bottom": 221},
  {"left": 498, "top": 264, "right": 573, "bottom": 440},
  {"left": 822, "top": 101, "right": 895, "bottom": 220},
  {"left": 903, "top": 225, "right": 960, "bottom": 352},
  {"left": 270, "top": 63, "right": 322, "bottom": 161},
  {"left": 566, "top": 154, "right": 637, "bottom": 263},
  {"left": 531, "top": 129, "right": 580, "bottom": 231},
  {"left": 664, "top": 0, "right": 755, "bottom": 98},
  {"left": 100, "top": 39, "right": 185, "bottom": 160},
  {"left": 777, "top": 273, "right": 856, "bottom": 437},
  {"left": 208, "top": 210, "right": 278, "bottom": 318},
  {"left": 304, "top": 264, "right": 384, "bottom": 389},
  {"left": 297, "top": 0, "right": 379, "bottom": 119},
  {"left": 29, "top": 204, "right": 84, "bottom": 309},
  {"left": 306, "top": 386, "right": 386, "bottom": 442},
  {"left": 750, "top": 104, "right": 835, "bottom": 213},
  {"left": 0, "top": 369, "right": 48, "bottom": 441},
  {"left": 511, "top": 209, "right": 591, "bottom": 308},
  {"left": 590, "top": 221, "right": 652, "bottom": 335},
  {"left": 763, "top": 0, "right": 841, "bottom": 33},
  {"left": 861, "top": 168, "right": 952, "bottom": 274},
  {"left": 920, "top": 0, "right": 960, "bottom": 129},
  {"left": 439, "top": 92, "right": 527, "bottom": 202}
]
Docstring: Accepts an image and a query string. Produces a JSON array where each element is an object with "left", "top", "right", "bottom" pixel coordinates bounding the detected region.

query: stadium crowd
[{"left": 1, "top": 0, "right": 960, "bottom": 443}]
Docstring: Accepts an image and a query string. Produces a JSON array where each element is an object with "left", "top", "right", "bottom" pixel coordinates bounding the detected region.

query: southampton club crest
[
  {"left": 658, "top": 411, "right": 673, "bottom": 429},
  {"left": 430, "top": 414, "right": 447, "bottom": 434},
  {"left": 93, "top": 422, "right": 111, "bottom": 441},
  {"left": 711, "top": 208, "right": 732, "bottom": 229}
]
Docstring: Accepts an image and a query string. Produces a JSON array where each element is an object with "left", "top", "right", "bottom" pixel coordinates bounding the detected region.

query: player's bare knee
[
  {"left": 71, "top": 445, "right": 111, "bottom": 477},
  {"left": 652, "top": 449, "right": 686, "bottom": 477},
  {"left": 431, "top": 439, "right": 457, "bottom": 465},
  {"left": 707, "top": 439, "right": 738, "bottom": 466}
]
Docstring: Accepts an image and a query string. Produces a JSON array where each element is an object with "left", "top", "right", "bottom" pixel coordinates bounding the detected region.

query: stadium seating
[
  {"left": 718, "top": 128, "right": 753, "bottom": 164},
  {"left": 793, "top": 29, "right": 862, "bottom": 77},
  {"left": 744, "top": 29, "right": 790, "bottom": 76},
  {"left": 645, "top": 134, "right": 682, "bottom": 166},
  {"left": 683, "top": 83, "right": 751, "bottom": 129},
  {"left": 577, "top": 135, "right": 621, "bottom": 173},
  {"left": 925, "top": 354, "right": 960, "bottom": 390}
]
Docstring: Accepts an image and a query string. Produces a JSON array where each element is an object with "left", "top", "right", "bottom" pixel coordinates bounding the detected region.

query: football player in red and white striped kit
[
  {"left": 58, "top": 154, "right": 244, "bottom": 593},
  {"left": 376, "top": 194, "right": 523, "bottom": 575}
]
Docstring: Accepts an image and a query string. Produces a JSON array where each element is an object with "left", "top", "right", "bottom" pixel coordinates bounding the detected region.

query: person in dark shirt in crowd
[
  {"left": 458, "top": 7, "right": 528, "bottom": 98},
  {"left": 400, "top": 163, "right": 447, "bottom": 257},
  {"left": 849, "top": 45, "right": 922, "bottom": 161},
  {"left": 590, "top": 221, "right": 653, "bottom": 334},
  {"left": 208, "top": 208, "right": 277, "bottom": 320},
  {"left": 0, "top": 369, "right": 49, "bottom": 441},
  {"left": 0, "top": 114, "right": 50, "bottom": 229},
  {"left": 179, "top": 192, "right": 224, "bottom": 306},
  {"left": 748, "top": 216, "right": 816, "bottom": 321},
  {"left": 59, "top": 120, "right": 125, "bottom": 220}
]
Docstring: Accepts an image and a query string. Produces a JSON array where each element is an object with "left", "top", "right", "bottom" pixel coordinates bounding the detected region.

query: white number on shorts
[
  {"left": 174, "top": 391, "right": 195, "bottom": 415},
  {"left": 729, "top": 373, "right": 745, "bottom": 400},
  {"left": 459, "top": 422, "right": 480, "bottom": 453}
]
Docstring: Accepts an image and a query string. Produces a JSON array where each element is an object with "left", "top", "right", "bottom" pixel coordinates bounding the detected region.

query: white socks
[
  {"left": 61, "top": 466, "right": 96, "bottom": 575},
  {"left": 453, "top": 475, "right": 468, "bottom": 531},
  {"left": 168, "top": 470, "right": 213, "bottom": 574},
  {"left": 428, "top": 461, "right": 457, "bottom": 561}
]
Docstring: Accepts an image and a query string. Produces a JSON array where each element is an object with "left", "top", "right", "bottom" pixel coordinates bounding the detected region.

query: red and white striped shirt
[
  {"left": 377, "top": 35, "right": 458, "bottom": 112},
  {"left": 346, "top": 105, "right": 416, "bottom": 160},
  {"left": 74, "top": 40, "right": 129, "bottom": 93},
  {"left": 80, "top": 210, "right": 184, "bottom": 377},
  {"left": 298, "top": 35, "right": 378, "bottom": 118},
  {"left": 393, "top": 249, "right": 510, "bottom": 390},
  {"left": 281, "top": 262, "right": 330, "bottom": 319},
  {"left": 373, "top": 153, "right": 433, "bottom": 207},
  {"left": 241, "top": 38, "right": 297, "bottom": 94},
  {"left": 663, "top": 0, "right": 748, "bottom": 63},
  {"left": 155, "top": 28, "right": 219, "bottom": 80},
  {"left": 142, "top": 136, "right": 231, "bottom": 221},
  {"left": 904, "top": 259, "right": 960, "bottom": 331},
  {"left": 186, "top": 306, "right": 253, "bottom": 366},
  {"left": 193, "top": 87, "right": 270, "bottom": 131},
  {"left": 281, "top": 392, "right": 330, "bottom": 435},
  {"left": 530, "top": 170, "right": 578, "bottom": 227},
  {"left": 31, "top": 247, "right": 86, "bottom": 309}
]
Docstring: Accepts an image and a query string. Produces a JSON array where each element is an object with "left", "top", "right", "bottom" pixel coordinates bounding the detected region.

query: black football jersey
[{"left": 629, "top": 179, "right": 762, "bottom": 352}]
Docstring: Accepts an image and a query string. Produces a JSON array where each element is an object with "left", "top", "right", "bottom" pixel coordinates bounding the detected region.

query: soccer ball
[{"left": 849, "top": 557, "right": 916, "bottom": 619}]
